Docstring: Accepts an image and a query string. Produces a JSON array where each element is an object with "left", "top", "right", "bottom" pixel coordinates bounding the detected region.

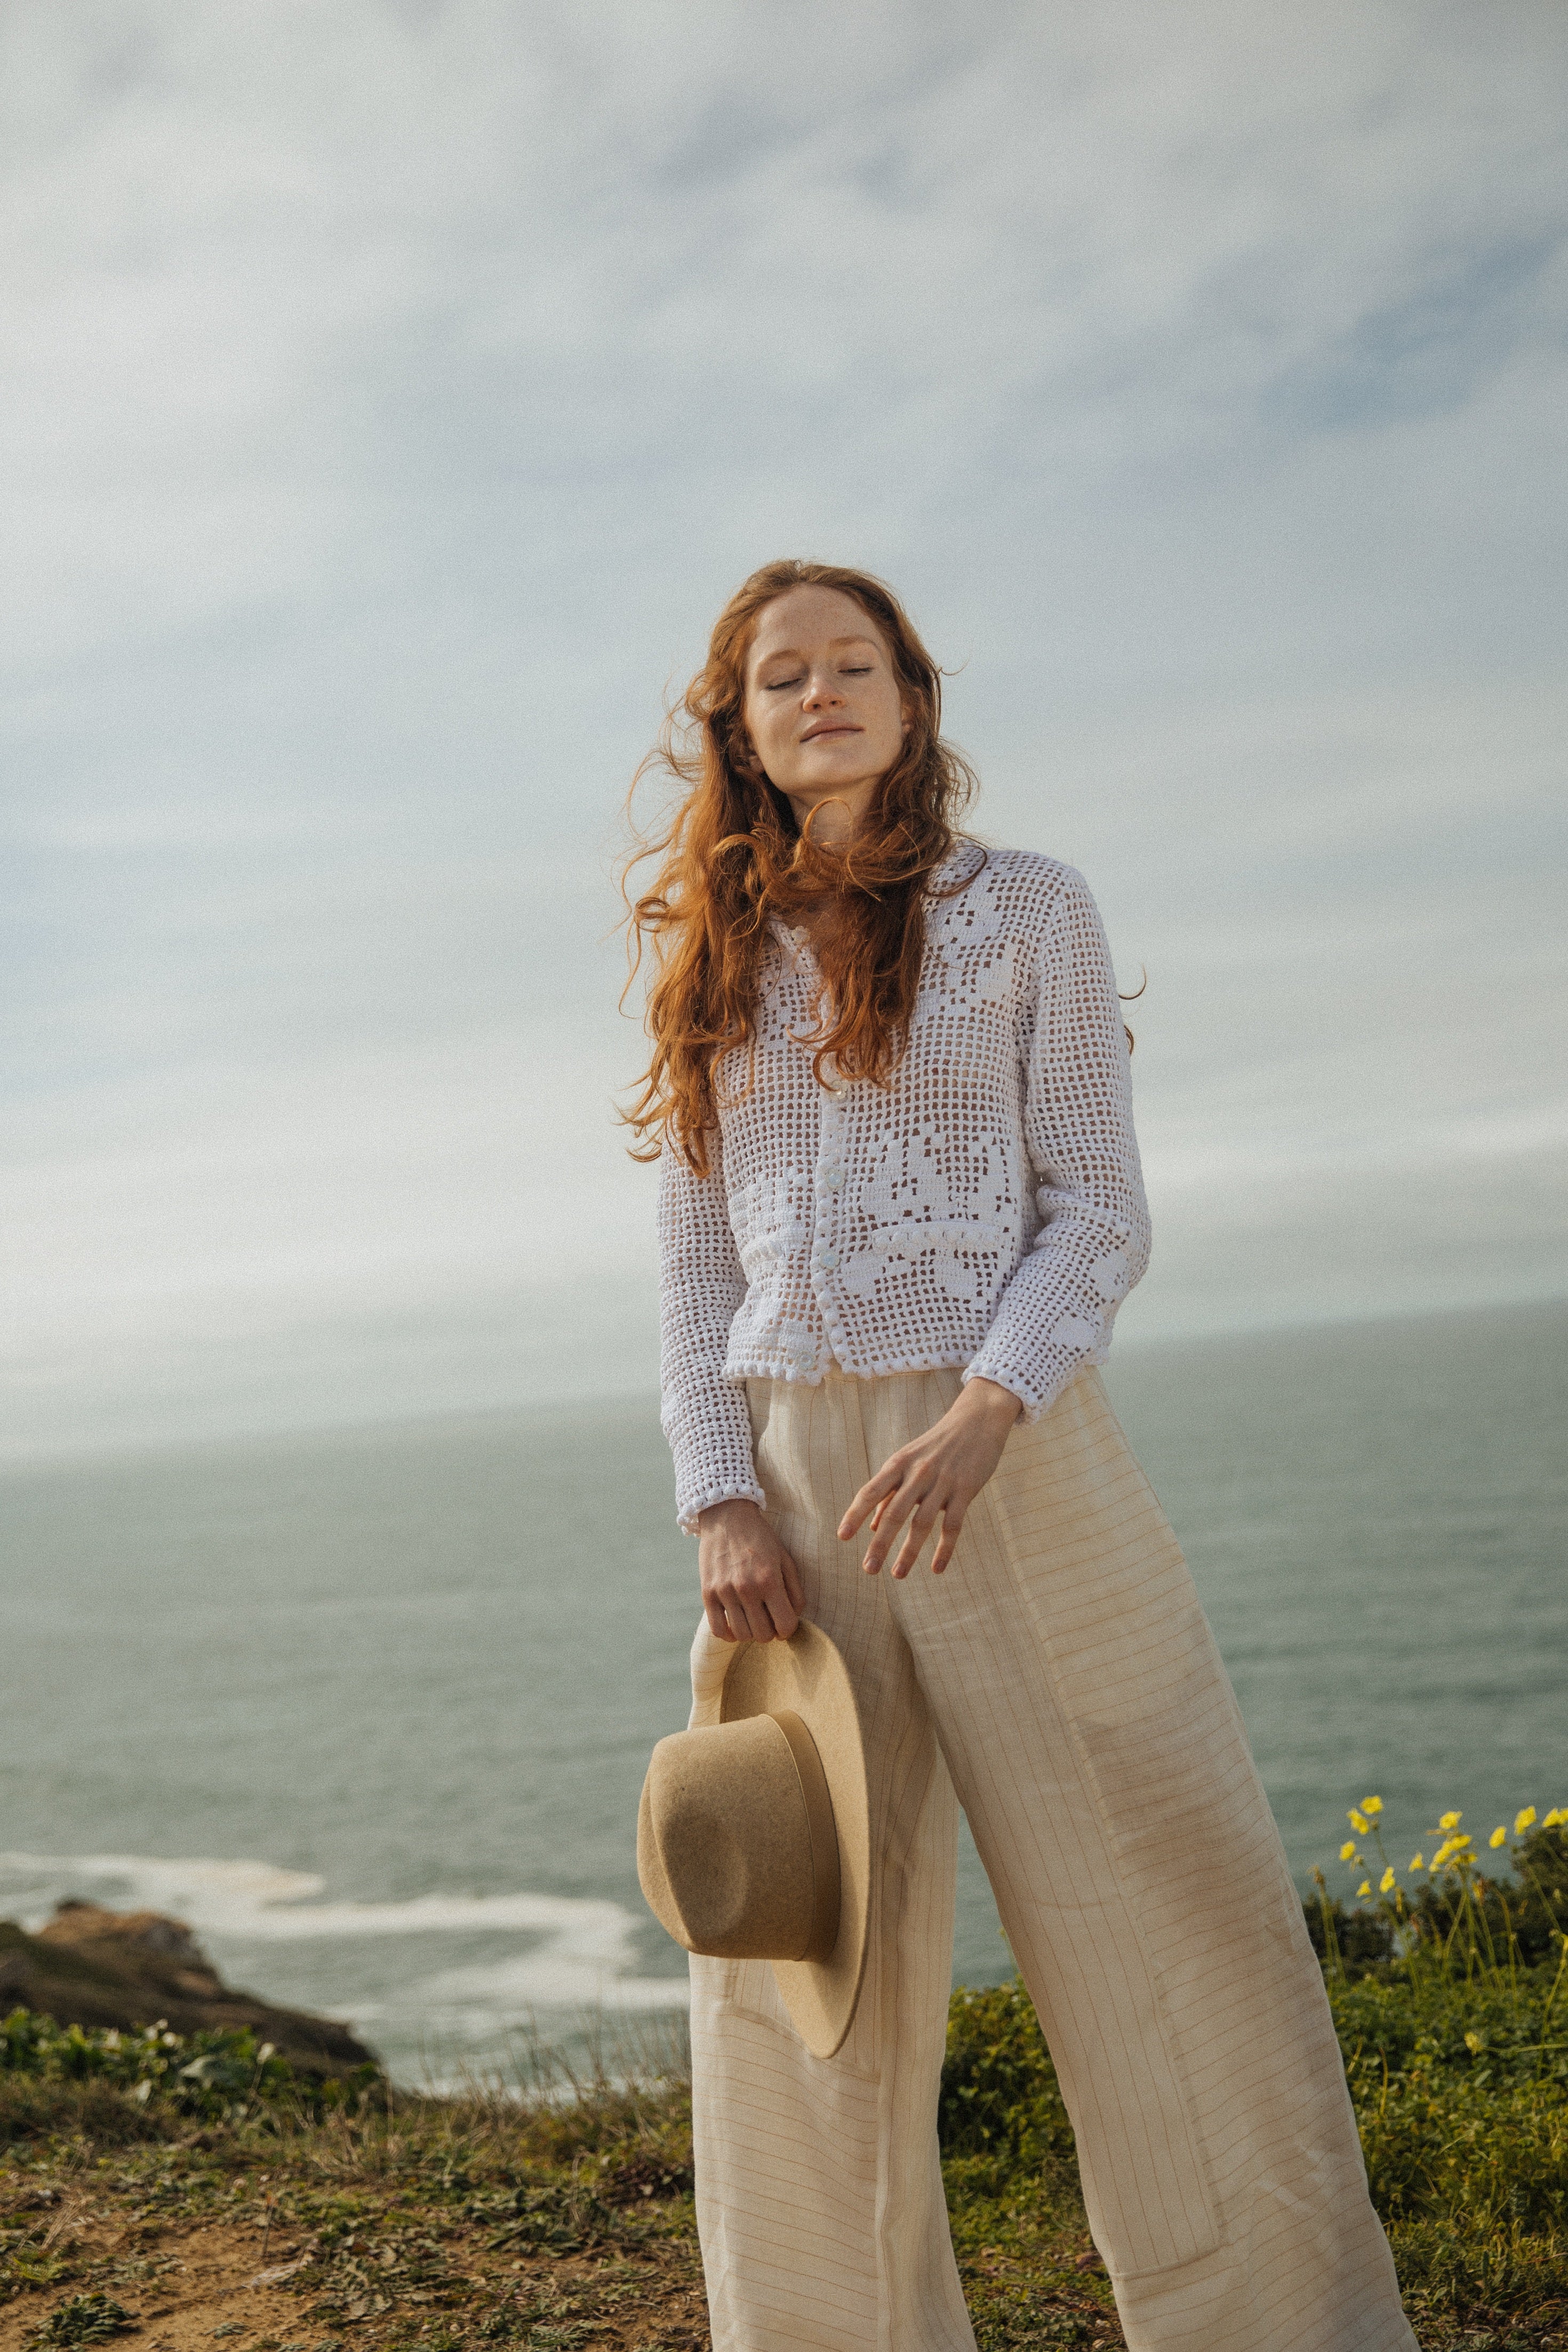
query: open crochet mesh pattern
[{"left": 657, "top": 846, "right": 1151, "bottom": 1532}]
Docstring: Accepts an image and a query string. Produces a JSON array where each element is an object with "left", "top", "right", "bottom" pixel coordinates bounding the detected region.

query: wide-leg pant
[{"left": 685, "top": 1365, "right": 1415, "bottom": 2352}]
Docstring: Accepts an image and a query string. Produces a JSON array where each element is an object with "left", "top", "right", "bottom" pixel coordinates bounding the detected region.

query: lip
[{"left": 800, "top": 722, "right": 862, "bottom": 742}]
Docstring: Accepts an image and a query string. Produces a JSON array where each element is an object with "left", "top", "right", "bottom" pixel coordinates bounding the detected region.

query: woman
[{"left": 625, "top": 561, "right": 1414, "bottom": 2352}]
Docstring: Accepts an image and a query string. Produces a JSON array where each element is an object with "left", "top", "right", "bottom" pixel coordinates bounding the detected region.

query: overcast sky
[{"left": 4, "top": 0, "right": 1566, "bottom": 1459}]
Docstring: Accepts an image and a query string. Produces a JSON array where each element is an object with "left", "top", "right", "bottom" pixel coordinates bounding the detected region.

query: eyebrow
[{"left": 753, "top": 635, "right": 882, "bottom": 665}]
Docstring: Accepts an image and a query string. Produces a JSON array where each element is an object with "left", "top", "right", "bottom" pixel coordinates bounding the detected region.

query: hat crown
[{"left": 642, "top": 1715, "right": 820, "bottom": 1959}]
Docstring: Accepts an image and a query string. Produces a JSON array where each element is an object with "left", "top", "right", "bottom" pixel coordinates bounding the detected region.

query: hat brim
[{"left": 703, "top": 1620, "right": 871, "bottom": 2060}]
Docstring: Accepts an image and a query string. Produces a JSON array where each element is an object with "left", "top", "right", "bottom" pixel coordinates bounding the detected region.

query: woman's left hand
[{"left": 837, "top": 1378, "right": 1023, "bottom": 1579}]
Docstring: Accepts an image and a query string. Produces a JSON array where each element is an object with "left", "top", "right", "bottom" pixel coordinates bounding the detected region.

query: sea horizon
[
  {"left": 6, "top": 1284, "right": 1562, "bottom": 1477},
  {"left": 4, "top": 1292, "right": 1563, "bottom": 2089}
]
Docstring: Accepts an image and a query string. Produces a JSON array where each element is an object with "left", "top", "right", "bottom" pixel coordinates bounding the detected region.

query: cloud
[
  {"left": 2, "top": 1, "right": 1565, "bottom": 1453},
  {"left": 6, "top": 3, "right": 1566, "bottom": 658}
]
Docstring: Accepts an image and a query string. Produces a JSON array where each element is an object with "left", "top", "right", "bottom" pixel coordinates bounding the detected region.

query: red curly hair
[{"left": 622, "top": 559, "right": 978, "bottom": 1173}]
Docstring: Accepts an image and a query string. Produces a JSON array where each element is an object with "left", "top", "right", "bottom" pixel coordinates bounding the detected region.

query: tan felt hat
[{"left": 637, "top": 1620, "right": 871, "bottom": 2059}]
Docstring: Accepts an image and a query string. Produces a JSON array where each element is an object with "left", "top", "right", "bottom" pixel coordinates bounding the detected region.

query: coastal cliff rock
[{"left": 0, "top": 1900, "right": 377, "bottom": 2077}]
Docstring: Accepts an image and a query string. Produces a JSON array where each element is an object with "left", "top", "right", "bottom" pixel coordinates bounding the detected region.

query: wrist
[
  {"left": 697, "top": 1495, "right": 766, "bottom": 1533},
  {"left": 961, "top": 1376, "right": 1025, "bottom": 1426}
]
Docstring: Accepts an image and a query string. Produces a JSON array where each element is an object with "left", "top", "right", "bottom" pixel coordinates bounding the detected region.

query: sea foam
[{"left": 0, "top": 1852, "right": 689, "bottom": 2015}]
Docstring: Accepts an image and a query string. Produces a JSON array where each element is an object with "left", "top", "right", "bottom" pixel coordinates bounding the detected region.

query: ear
[{"left": 733, "top": 720, "right": 772, "bottom": 781}]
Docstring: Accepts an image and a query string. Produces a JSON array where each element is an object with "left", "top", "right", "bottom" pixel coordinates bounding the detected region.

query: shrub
[
  {"left": 27, "top": 2295, "right": 138, "bottom": 2347},
  {"left": 939, "top": 1979, "right": 1075, "bottom": 2175},
  {"left": 0, "top": 2007, "right": 378, "bottom": 2132}
]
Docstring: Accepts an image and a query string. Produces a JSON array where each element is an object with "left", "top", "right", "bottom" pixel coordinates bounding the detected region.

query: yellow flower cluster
[{"left": 1333, "top": 1795, "right": 1563, "bottom": 1901}]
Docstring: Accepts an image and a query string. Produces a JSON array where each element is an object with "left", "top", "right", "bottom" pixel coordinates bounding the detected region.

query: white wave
[
  {"left": 0, "top": 1853, "right": 325, "bottom": 1929},
  {"left": 412, "top": 1951, "right": 690, "bottom": 2014},
  {"left": 0, "top": 1851, "right": 689, "bottom": 2015}
]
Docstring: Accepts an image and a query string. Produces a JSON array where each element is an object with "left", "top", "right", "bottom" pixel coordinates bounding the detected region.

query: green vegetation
[
  {"left": 1315, "top": 1806, "right": 1568, "bottom": 2338},
  {"left": 0, "top": 2012, "right": 378, "bottom": 2130},
  {"left": 1, "top": 1812, "right": 1564, "bottom": 2350},
  {"left": 30, "top": 2294, "right": 140, "bottom": 2347},
  {"left": 935, "top": 1811, "right": 1568, "bottom": 2348}
]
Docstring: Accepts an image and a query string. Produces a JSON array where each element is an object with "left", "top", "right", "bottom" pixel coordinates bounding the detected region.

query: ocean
[{"left": 3, "top": 1298, "right": 1563, "bottom": 2089}]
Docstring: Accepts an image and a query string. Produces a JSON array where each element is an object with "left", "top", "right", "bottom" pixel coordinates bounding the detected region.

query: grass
[
  {"left": 2, "top": 1815, "right": 1565, "bottom": 2352},
  {"left": 0, "top": 2038, "right": 709, "bottom": 2352}
]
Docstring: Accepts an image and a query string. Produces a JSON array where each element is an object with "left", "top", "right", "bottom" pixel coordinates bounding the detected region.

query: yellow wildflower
[
  {"left": 1516, "top": 1806, "right": 1537, "bottom": 1834},
  {"left": 1379, "top": 1867, "right": 1396, "bottom": 1893},
  {"left": 1545, "top": 1809, "right": 1565, "bottom": 1829},
  {"left": 1465, "top": 2030, "right": 1483, "bottom": 2054},
  {"left": 1348, "top": 1809, "right": 1370, "bottom": 1834},
  {"left": 1362, "top": 1796, "right": 1383, "bottom": 1815},
  {"left": 1339, "top": 1841, "right": 1357, "bottom": 1861},
  {"left": 1439, "top": 1810, "right": 1462, "bottom": 1830},
  {"left": 1357, "top": 1880, "right": 1371, "bottom": 1898},
  {"left": 1451, "top": 1831, "right": 1473, "bottom": 1849},
  {"left": 1410, "top": 1854, "right": 1425, "bottom": 1871},
  {"left": 1490, "top": 1827, "right": 1507, "bottom": 1849}
]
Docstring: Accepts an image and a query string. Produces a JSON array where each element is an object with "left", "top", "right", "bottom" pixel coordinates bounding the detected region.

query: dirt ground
[{"left": 0, "top": 2174, "right": 713, "bottom": 2352}]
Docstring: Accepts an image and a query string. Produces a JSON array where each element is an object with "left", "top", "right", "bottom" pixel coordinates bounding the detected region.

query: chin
[{"left": 797, "top": 756, "right": 876, "bottom": 787}]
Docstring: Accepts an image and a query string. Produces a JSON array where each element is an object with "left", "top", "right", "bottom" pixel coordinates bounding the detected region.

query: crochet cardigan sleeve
[
  {"left": 658, "top": 1122, "right": 767, "bottom": 1535},
  {"left": 964, "top": 866, "right": 1151, "bottom": 1417}
]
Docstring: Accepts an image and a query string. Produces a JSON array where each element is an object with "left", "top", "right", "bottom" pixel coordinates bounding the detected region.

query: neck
[{"left": 785, "top": 778, "right": 877, "bottom": 846}]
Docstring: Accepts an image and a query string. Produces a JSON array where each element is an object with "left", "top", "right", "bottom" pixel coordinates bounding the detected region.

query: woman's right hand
[{"left": 698, "top": 1498, "right": 805, "bottom": 1643}]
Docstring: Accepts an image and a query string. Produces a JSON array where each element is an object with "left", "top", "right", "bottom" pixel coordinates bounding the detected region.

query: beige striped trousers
[{"left": 685, "top": 1365, "right": 1415, "bottom": 2352}]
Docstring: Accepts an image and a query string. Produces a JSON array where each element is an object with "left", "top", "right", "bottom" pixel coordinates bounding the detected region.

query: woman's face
[{"left": 741, "top": 585, "right": 908, "bottom": 838}]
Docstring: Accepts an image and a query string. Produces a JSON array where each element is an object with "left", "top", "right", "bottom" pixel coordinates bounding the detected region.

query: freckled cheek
[{"left": 747, "top": 709, "right": 787, "bottom": 771}]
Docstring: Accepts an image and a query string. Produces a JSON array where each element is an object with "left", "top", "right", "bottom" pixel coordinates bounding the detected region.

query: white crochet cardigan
[{"left": 657, "top": 845, "right": 1150, "bottom": 1533}]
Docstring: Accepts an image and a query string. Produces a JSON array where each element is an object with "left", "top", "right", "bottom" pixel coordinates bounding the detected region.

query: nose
[{"left": 802, "top": 667, "right": 845, "bottom": 709}]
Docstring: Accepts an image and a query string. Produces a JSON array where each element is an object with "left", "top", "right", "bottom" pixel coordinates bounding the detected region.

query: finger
[
  {"left": 889, "top": 1499, "right": 942, "bottom": 1581},
  {"left": 780, "top": 1549, "right": 806, "bottom": 1617},
  {"left": 872, "top": 1451, "right": 938, "bottom": 1537},
  {"left": 759, "top": 1551, "right": 801, "bottom": 1640},
  {"left": 838, "top": 1458, "right": 907, "bottom": 1540},
  {"left": 715, "top": 1594, "right": 748, "bottom": 1642},
  {"left": 930, "top": 1504, "right": 966, "bottom": 1577},
  {"left": 861, "top": 1481, "right": 925, "bottom": 1576},
  {"left": 700, "top": 1555, "right": 735, "bottom": 1639},
  {"left": 733, "top": 1582, "right": 779, "bottom": 1644},
  {"left": 767, "top": 1586, "right": 801, "bottom": 1641}
]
